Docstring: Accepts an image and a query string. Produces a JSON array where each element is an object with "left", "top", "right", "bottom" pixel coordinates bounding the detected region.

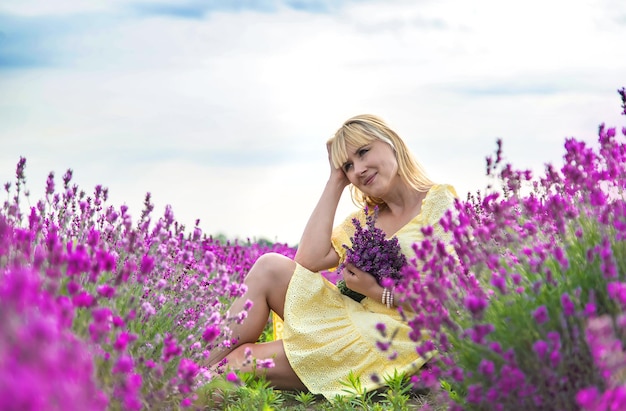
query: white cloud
[
  {"left": 0, "top": 0, "right": 112, "bottom": 16},
  {"left": 1, "top": 0, "right": 625, "bottom": 244}
]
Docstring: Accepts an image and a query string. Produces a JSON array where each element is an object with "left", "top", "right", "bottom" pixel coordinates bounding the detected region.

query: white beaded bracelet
[{"left": 382, "top": 287, "right": 394, "bottom": 309}]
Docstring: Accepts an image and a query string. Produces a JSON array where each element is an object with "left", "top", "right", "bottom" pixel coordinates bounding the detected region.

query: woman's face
[{"left": 341, "top": 139, "right": 399, "bottom": 197}]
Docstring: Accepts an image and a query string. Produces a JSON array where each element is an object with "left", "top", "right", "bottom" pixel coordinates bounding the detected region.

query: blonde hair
[{"left": 327, "top": 114, "right": 435, "bottom": 208}]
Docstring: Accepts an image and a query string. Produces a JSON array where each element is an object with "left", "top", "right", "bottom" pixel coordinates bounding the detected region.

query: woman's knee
[{"left": 247, "top": 253, "right": 295, "bottom": 284}]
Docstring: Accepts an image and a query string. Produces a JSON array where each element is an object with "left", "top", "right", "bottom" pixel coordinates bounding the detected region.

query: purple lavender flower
[
  {"left": 478, "top": 359, "right": 495, "bottom": 378},
  {"left": 576, "top": 387, "right": 600, "bottom": 409},
  {"left": 561, "top": 293, "right": 576, "bottom": 316},
  {"left": 533, "top": 340, "right": 549, "bottom": 359},
  {"left": 337, "top": 206, "right": 407, "bottom": 301},
  {"left": 202, "top": 325, "right": 220, "bottom": 342},
  {"left": 465, "top": 294, "right": 488, "bottom": 319},
  {"left": 533, "top": 305, "right": 549, "bottom": 324}
]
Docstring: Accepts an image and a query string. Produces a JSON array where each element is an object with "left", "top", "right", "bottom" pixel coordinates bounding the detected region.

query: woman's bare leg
[
  {"left": 207, "top": 252, "right": 296, "bottom": 366},
  {"left": 225, "top": 341, "right": 307, "bottom": 391}
]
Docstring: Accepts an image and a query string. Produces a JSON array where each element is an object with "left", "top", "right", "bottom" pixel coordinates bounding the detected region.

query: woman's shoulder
[
  {"left": 421, "top": 184, "right": 458, "bottom": 208},
  {"left": 428, "top": 183, "right": 458, "bottom": 199},
  {"left": 421, "top": 184, "right": 458, "bottom": 223}
]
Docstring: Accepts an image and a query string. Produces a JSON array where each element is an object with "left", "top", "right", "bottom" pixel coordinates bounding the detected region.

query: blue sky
[{"left": 1, "top": 0, "right": 625, "bottom": 244}]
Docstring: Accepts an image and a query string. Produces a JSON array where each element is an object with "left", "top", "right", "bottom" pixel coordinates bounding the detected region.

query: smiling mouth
[{"left": 364, "top": 174, "right": 376, "bottom": 185}]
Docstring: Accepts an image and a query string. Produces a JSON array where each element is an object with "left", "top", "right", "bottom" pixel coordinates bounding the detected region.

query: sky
[{"left": 1, "top": 0, "right": 625, "bottom": 246}]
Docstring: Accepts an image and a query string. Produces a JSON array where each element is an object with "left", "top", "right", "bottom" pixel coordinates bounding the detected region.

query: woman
[{"left": 207, "top": 114, "right": 457, "bottom": 398}]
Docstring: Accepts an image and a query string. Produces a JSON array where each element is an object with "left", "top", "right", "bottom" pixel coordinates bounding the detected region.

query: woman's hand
[
  {"left": 327, "top": 141, "right": 350, "bottom": 188},
  {"left": 342, "top": 263, "right": 380, "bottom": 298}
]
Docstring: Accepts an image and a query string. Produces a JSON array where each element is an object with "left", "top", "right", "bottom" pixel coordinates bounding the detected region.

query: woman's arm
[{"left": 294, "top": 143, "right": 349, "bottom": 272}]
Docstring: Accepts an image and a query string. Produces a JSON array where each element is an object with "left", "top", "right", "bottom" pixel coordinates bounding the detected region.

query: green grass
[
  {"left": 193, "top": 369, "right": 442, "bottom": 410},
  {"left": 192, "top": 319, "right": 441, "bottom": 410}
]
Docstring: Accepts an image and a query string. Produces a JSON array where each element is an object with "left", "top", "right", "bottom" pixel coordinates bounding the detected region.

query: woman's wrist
[
  {"left": 381, "top": 286, "right": 395, "bottom": 308},
  {"left": 327, "top": 176, "right": 348, "bottom": 192}
]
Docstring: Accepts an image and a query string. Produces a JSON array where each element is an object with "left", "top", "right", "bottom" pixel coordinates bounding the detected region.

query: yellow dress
[{"left": 281, "top": 184, "right": 457, "bottom": 399}]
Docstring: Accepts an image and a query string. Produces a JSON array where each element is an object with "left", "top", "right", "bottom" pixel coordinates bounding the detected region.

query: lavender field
[{"left": 1, "top": 88, "right": 625, "bottom": 410}]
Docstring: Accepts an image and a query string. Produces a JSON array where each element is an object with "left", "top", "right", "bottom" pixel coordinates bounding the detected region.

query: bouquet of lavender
[{"left": 337, "top": 206, "right": 407, "bottom": 302}]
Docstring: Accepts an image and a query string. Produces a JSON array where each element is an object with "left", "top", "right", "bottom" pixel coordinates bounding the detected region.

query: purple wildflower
[
  {"left": 45, "top": 172, "right": 55, "bottom": 195},
  {"left": 478, "top": 359, "right": 495, "bottom": 378},
  {"left": 202, "top": 325, "right": 220, "bottom": 343},
  {"left": 256, "top": 358, "right": 275, "bottom": 369},
  {"left": 72, "top": 291, "right": 95, "bottom": 308},
  {"left": 533, "top": 305, "right": 549, "bottom": 324},
  {"left": 533, "top": 340, "right": 549, "bottom": 359},
  {"left": 343, "top": 206, "right": 407, "bottom": 282},
  {"left": 114, "top": 332, "right": 136, "bottom": 352},
  {"left": 607, "top": 282, "right": 626, "bottom": 309},
  {"left": 97, "top": 284, "right": 116, "bottom": 298},
  {"left": 576, "top": 387, "right": 599, "bottom": 409},
  {"left": 140, "top": 254, "right": 155, "bottom": 276},
  {"left": 226, "top": 372, "right": 239, "bottom": 383},
  {"left": 465, "top": 294, "right": 488, "bottom": 319},
  {"left": 338, "top": 206, "right": 407, "bottom": 300},
  {"left": 113, "top": 355, "right": 134, "bottom": 374},
  {"left": 561, "top": 293, "right": 576, "bottom": 316},
  {"left": 466, "top": 384, "right": 483, "bottom": 404}
]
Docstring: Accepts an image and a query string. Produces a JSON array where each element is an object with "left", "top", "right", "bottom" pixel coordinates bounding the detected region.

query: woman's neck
[{"left": 381, "top": 183, "right": 425, "bottom": 217}]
